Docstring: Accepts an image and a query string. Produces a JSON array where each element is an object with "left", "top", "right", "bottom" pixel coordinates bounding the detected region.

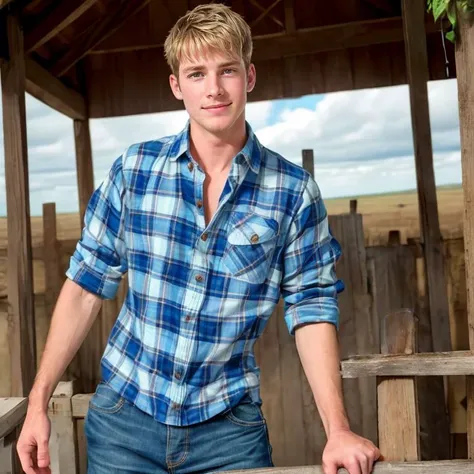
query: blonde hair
[{"left": 164, "top": 3, "right": 253, "bottom": 76}]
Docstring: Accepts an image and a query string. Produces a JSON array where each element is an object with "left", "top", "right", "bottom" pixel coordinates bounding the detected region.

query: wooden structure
[{"left": 1, "top": 0, "right": 473, "bottom": 472}]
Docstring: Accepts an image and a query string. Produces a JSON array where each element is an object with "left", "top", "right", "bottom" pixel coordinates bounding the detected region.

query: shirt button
[
  {"left": 185, "top": 314, "right": 192, "bottom": 322},
  {"left": 188, "top": 162, "right": 194, "bottom": 171},
  {"left": 175, "top": 371, "right": 182, "bottom": 380},
  {"left": 251, "top": 234, "right": 259, "bottom": 243},
  {"left": 201, "top": 233, "right": 208, "bottom": 241},
  {"left": 196, "top": 199, "right": 203, "bottom": 209},
  {"left": 195, "top": 274, "right": 204, "bottom": 283},
  {"left": 172, "top": 402, "right": 180, "bottom": 410}
]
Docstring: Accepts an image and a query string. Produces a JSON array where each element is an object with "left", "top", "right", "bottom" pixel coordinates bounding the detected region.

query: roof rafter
[
  {"left": 51, "top": 0, "right": 150, "bottom": 77},
  {"left": 25, "top": 0, "right": 99, "bottom": 53},
  {"left": 90, "top": 16, "right": 441, "bottom": 60},
  {"left": 0, "top": 0, "right": 14, "bottom": 9},
  {"left": 284, "top": 0, "right": 296, "bottom": 34},
  {"left": 249, "top": 0, "right": 284, "bottom": 29}
]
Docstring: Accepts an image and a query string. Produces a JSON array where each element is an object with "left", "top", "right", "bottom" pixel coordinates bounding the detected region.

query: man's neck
[{"left": 189, "top": 119, "right": 247, "bottom": 175}]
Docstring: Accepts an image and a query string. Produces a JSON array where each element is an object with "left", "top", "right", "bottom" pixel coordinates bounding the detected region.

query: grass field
[{"left": 0, "top": 184, "right": 464, "bottom": 250}]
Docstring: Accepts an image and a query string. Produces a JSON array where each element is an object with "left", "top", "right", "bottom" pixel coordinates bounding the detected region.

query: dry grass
[
  {"left": 0, "top": 184, "right": 464, "bottom": 250},
  {"left": 325, "top": 185, "right": 464, "bottom": 246}
]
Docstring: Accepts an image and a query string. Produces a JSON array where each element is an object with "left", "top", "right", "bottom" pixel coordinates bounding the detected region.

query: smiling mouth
[{"left": 202, "top": 103, "right": 231, "bottom": 110}]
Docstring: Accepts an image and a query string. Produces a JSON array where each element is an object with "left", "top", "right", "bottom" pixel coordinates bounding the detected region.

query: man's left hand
[{"left": 321, "top": 428, "right": 381, "bottom": 474}]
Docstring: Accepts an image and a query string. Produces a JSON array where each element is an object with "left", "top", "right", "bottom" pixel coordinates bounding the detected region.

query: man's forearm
[
  {"left": 28, "top": 278, "right": 102, "bottom": 412},
  {"left": 295, "top": 322, "right": 350, "bottom": 437}
]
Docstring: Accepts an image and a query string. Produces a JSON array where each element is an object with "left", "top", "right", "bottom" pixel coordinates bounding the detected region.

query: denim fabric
[{"left": 85, "top": 382, "right": 274, "bottom": 473}]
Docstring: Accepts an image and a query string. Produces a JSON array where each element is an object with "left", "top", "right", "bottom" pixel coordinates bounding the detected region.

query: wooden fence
[{"left": 0, "top": 202, "right": 470, "bottom": 470}]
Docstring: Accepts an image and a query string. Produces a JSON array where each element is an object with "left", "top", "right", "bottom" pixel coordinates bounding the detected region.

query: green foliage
[{"left": 427, "top": 0, "right": 474, "bottom": 42}]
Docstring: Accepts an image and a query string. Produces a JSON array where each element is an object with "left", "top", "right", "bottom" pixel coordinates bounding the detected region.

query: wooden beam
[
  {"left": 25, "top": 58, "right": 86, "bottom": 119},
  {"left": 377, "top": 310, "right": 419, "bottom": 461},
  {"left": 1, "top": 12, "right": 36, "bottom": 397},
  {"left": 249, "top": 0, "right": 284, "bottom": 29},
  {"left": 284, "top": 0, "right": 296, "bottom": 34},
  {"left": 90, "top": 16, "right": 440, "bottom": 62},
  {"left": 0, "top": 398, "right": 27, "bottom": 439},
  {"left": 342, "top": 350, "right": 474, "bottom": 377},
  {"left": 402, "top": 0, "right": 451, "bottom": 353},
  {"left": 250, "top": 0, "right": 283, "bottom": 29},
  {"left": 455, "top": 8, "right": 474, "bottom": 460},
  {"left": 74, "top": 119, "right": 95, "bottom": 226},
  {"left": 24, "top": 0, "right": 98, "bottom": 53},
  {"left": 51, "top": 0, "right": 150, "bottom": 77}
]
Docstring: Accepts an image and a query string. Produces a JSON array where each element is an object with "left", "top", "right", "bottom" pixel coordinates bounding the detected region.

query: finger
[
  {"left": 17, "top": 444, "right": 37, "bottom": 474},
  {"left": 36, "top": 440, "right": 50, "bottom": 469},
  {"left": 346, "top": 459, "right": 362, "bottom": 474},
  {"left": 322, "top": 461, "right": 338, "bottom": 474}
]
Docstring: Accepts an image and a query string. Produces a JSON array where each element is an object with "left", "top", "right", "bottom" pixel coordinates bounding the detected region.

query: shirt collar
[{"left": 169, "top": 121, "right": 263, "bottom": 175}]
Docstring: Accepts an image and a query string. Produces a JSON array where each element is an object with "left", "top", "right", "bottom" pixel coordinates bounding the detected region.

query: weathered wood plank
[
  {"left": 401, "top": 0, "right": 451, "bottom": 354},
  {"left": 342, "top": 350, "right": 474, "bottom": 377},
  {"left": 25, "top": 0, "right": 99, "bottom": 53},
  {"left": 0, "top": 398, "right": 27, "bottom": 439},
  {"left": 1, "top": 11, "right": 37, "bottom": 397},
  {"left": 377, "top": 310, "right": 419, "bottom": 461},
  {"left": 25, "top": 59, "right": 86, "bottom": 120},
  {"left": 455, "top": 5, "right": 474, "bottom": 461},
  {"left": 52, "top": 0, "right": 150, "bottom": 77},
  {"left": 218, "top": 460, "right": 474, "bottom": 473}
]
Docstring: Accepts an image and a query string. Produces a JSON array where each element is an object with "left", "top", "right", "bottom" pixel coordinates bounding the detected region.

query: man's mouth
[{"left": 202, "top": 103, "right": 231, "bottom": 110}]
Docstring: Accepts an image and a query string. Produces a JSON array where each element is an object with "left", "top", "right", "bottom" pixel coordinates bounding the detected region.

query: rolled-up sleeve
[
  {"left": 281, "top": 174, "right": 344, "bottom": 335},
  {"left": 66, "top": 155, "right": 128, "bottom": 299}
]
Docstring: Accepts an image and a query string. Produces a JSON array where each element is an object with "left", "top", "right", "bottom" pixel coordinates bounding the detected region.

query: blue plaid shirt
[{"left": 66, "top": 122, "right": 344, "bottom": 426}]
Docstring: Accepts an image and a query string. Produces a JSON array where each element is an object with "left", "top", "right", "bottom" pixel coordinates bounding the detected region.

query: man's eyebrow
[{"left": 181, "top": 61, "right": 241, "bottom": 74}]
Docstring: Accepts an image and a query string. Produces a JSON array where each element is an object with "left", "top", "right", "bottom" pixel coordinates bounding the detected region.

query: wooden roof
[{"left": 0, "top": 0, "right": 455, "bottom": 119}]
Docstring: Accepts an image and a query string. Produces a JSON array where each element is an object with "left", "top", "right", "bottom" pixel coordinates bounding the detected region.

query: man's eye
[
  {"left": 189, "top": 72, "right": 203, "bottom": 78},
  {"left": 223, "top": 69, "right": 235, "bottom": 74}
]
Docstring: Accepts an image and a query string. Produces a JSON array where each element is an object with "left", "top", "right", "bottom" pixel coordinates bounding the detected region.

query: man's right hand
[{"left": 17, "top": 407, "right": 52, "bottom": 474}]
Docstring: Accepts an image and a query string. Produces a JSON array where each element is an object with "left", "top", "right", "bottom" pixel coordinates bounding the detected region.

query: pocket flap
[{"left": 228, "top": 212, "right": 279, "bottom": 245}]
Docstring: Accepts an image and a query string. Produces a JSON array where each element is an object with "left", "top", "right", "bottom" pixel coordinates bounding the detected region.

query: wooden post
[
  {"left": 401, "top": 0, "right": 451, "bottom": 460},
  {"left": 350, "top": 199, "right": 358, "bottom": 214},
  {"left": 0, "top": 10, "right": 36, "bottom": 396},
  {"left": 74, "top": 118, "right": 101, "bottom": 393},
  {"left": 74, "top": 119, "right": 94, "bottom": 226},
  {"left": 388, "top": 230, "right": 401, "bottom": 247},
  {"left": 455, "top": 8, "right": 474, "bottom": 459},
  {"left": 302, "top": 149, "right": 314, "bottom": 177},
  {"left": 401, "top": 0, "right": 451, "bottom": 353},
  {"left": 377, "top": 310, "right": 420, "bottom": 461},
  {"left": 43, "top": 203, "right": 62, "bottom": 321}
]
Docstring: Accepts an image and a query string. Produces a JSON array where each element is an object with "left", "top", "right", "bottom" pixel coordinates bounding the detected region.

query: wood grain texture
[
  {"left": 25, "top": 58, "right": 86, "bottom": 119},
  {"left": 455, "top": 7, "right": 474, "bottom": 461},
  {"left": 218, "top": 460, "right": 474, "bottom": 473},
  {"left": 25, "top": 0, "right": 99, "bottom": 53},
  {"left": 1, "top": 12, "right": 37, "bottom": 397},
  {"left": 52, "top": 0, "right": 150, "bottom": 77},
  {"left": 402, "top": 0, "right": 451, "bottom": 354},
  {"left": 342, "top": 350, "right": 474, "bottom": 377},
  {"left": 377, "top": 310, "right": 420, "bottom": 461},
  {"left": 0, "top": 397, "right": 27, "bottom": 439}
]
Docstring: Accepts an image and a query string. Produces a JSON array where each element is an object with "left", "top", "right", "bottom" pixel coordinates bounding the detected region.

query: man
[{"left": 17, "top": 3, "right": 380, "bottom": 474}]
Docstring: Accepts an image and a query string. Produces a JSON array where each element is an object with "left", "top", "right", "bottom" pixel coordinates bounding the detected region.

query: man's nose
[{"left": 206, "top": 74, "right": 223, "bottom": 97}]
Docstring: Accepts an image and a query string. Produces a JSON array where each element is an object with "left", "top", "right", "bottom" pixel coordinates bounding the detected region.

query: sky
[{"left": 0, "top": 78, "right": 462, "bottom": 216}]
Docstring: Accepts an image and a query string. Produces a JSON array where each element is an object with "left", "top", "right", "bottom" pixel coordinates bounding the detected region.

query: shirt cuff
[
  {"left": 66, "top": 249, "right": 121, "bottom": 300},
  {"left": 284, "top": 297, "right": 340, "bottom": 335}
]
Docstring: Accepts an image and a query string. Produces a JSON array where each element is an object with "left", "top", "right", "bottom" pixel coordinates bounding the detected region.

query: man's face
[{"left": 169, "top": 50, "right": 256, "bottom": 135}]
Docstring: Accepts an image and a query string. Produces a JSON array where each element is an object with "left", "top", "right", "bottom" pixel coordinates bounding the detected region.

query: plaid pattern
[{"left": 66, "top": 122, "right": 344, "bottom": 426}]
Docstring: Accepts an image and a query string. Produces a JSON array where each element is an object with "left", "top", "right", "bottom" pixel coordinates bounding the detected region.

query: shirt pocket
[{"left": 222, "top": 212, "right": 279, "bottom": 284}]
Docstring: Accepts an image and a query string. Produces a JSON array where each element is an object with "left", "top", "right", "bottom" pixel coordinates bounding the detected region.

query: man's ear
[
  {"left": 247, "top": 64, "right": 256, "bottom": 93},
  {"left": 169, "top": 74, "right": 183, "bottom": 100}
]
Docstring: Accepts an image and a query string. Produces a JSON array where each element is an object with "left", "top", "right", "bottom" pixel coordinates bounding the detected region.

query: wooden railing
[{"left": 0, "top": 397, "right": 27, "bottom": 474}]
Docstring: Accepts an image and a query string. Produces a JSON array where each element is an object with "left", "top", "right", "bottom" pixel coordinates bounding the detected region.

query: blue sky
[{"left": 0, "top": 78, "right": 462, "bottom": 216}]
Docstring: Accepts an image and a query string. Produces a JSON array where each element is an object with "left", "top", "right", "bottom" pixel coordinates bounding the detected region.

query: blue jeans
[{"left": 85, "top": 382, "right": 274, "bottom": 473}]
